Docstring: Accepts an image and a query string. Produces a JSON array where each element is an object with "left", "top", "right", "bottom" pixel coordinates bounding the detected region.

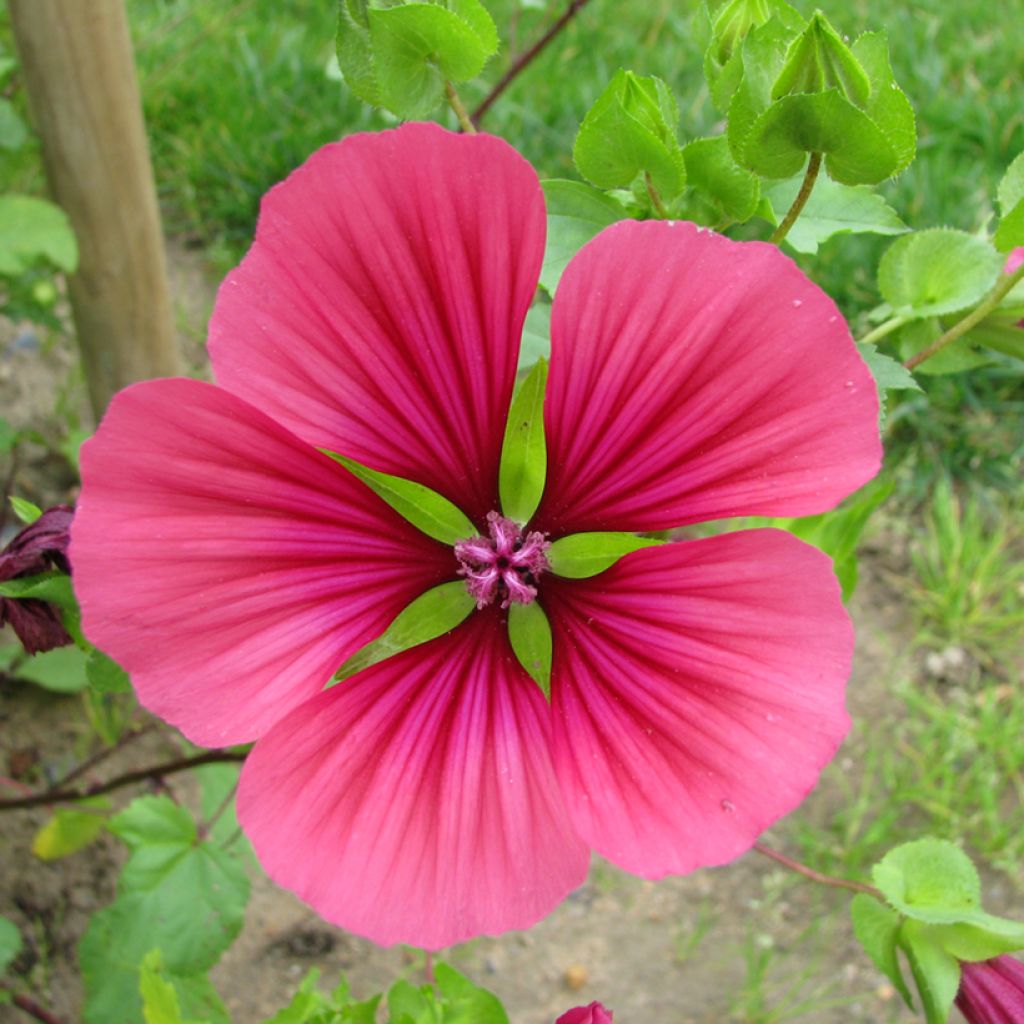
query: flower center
[{"left": 454, "top": 511, "right": 550, "bottom": 609}]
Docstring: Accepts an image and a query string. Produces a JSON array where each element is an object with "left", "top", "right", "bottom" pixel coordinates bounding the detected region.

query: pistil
[{"left": 454, "top": 511, "right": 550, "bottom": 609}]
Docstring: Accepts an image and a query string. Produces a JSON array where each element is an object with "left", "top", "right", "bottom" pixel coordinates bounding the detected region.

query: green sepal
[
  {"left": 0, "top": 195, "right": 78, "bottom": 275},
  {"left": 507, "top": 601, "right": 552, "bottom": 699},
  {"left": 573, "top": 70, "right": 686, "bottom": 201},
  {"left": 682, "top": 135, "right": 761, "bottom": 223},
  {"left": 334, "top": 581, "right": 475, "bottom": 682},
  {"left": 851, "top": 31, "right": 916, "bottom": 176},
  {"left": 499, "top": 357, "right": 548, "bottom": 524},
  {"left": 547, "top": 532, "right": 663, "bottom": 579},
  {"left": 324, "top": 451, "right": 475, "bottom": 544},
  {"left": 850, "top": 895, "right": 914, "bottom": 1009},
  {"left": 994, "top": 150, "right": 1024, "bottom": 251},
  {"left": 8, "top": 495, "right": 42, "bottom": 524},
  {"left": 898, "top": 920, "right": 961, "bottom": 1024},
  {"left": 879, "top": 229, "right": 1004, "bottom": 320},
  {"left": 763, "top": 174, "right": 907, "bottom": 253},
  {"left": 539, "top": 180, "right": 628, "bottom": 295},
  {"left": 771, "top": 11, "right": 870, "bottom": 106},
  {"left": 0, "top": 570, "right": 86, "bottom": 648}
]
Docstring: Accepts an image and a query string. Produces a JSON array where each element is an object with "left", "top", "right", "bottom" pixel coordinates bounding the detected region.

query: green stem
[
  {"left": 644, "top": 172, "right": 669, "bottom": 219},
  {"left": 903, "top": 262, "right": 1024, "bottom": 370},
  {"left": 754, "top": 842, "right": 883, "bottom": 899},
  {"left": 444, "top": 81, "right": 477, "bottom": 134},
  {"left": 857, "top": 316, "right": 906, "bottom": 347},
  {"left": 769, "top": 152, "right": 822, "bottom": 246}
]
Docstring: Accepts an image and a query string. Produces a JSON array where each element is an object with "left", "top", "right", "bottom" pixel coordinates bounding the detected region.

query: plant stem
[
  {"left": 1, "top": 987, "right": 67, "bottom": 1024},
  {"left": 769, "top": 152, "right": 822, "bottom": 246},
  {"left": 444, "top": 81, "right": 477, "bottom": 134},
  {"left": 50, "top": 723, "right": 154, "bottom": 790},
  {"left": 644, "top": 172, "right": 669, "bottom": 219},
  {"left": 198, "top": 778, "right": 239, "bottom": 839},
  {"left": 424, "top": 949, "right": 435, "bottom": 985},
  {"left": 903, "top": 261, "right": 1024, "bottom": 370},
  {"left": 0, "top": 749, "right": 247, "bottom": 812},
  {"left": 857, "top": 316, "right": 906, "bottom": 347},
  {"left": 472, "top": 0, "right": 593, "bottom": 125},
  {"left": 754, "top": 842, "right": 883, "bottom": 899}
]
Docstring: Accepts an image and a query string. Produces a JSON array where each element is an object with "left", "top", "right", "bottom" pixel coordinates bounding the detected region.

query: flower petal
[
  {"left": 209, "top": 123, "right": 545, "bottom": 524},
  {"left": 70, "top": 378, "right": 452, "bottom": 746},
  {"left": 543, "top": 529, "right": 852, "bottom": 875},
  {"left": 237, "top": 609, "right": 589, "bottom": 949},
  {"left": 536, "top": 221, "right": 881, "bottom": 533}
]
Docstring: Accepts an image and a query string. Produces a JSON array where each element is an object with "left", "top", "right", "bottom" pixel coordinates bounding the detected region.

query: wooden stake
[{"left": 9, "top": 0, "right": 181, "bottom": 419}]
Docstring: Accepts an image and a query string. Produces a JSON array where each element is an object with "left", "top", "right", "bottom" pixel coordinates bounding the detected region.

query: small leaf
[
  {"left": 850, "top": 895, "right": 914, "bottom": 1008},
  {"left": 547, "top": 532, "right": 663, "bottom": 579},
  {"left": 507, "top": 602, "right": 552, "bottom": 699},
  {"left": 334, "top": 581, "right": 475, "bottom": 681},
  {"left": 0, "top": 195, "right": 78, "bottom": 275},
  {"left": 0, "top": 916, "right": 22, "bottom": 975},
  {"left": 682, "top": 135, "right": 760, "bottom": 223},
  {"left": 15, "top": 645, "right": 89, "bottom": 693},
  {"left": 995, "top": 151, "right": 1024, "bottom": 251},
  {"left": 499, "top": 357, "right": 548, "bottom": 524},
  {"left": 856, "top": 343, "right": 920, "bottom": 393},
  {"left": 434, "top": 961, "right": 509, "bottom": 1023},
  {"left": 573, "top": 70, "right": 686, "bottom": 200},
  {"left": 9, "top": 496, "right": 42, "bottom": 524},
  {"left": 86, "top": 648, "right": 132, "bottom": 694},
  {"left": 764, "top": 175, "right": 907, "bottom": 254},
  {"left": 324, "top": 451, "right": 475, "bottom": 544},
  {"left": 520, "top": 302, "right": 551, "bottom": 369},
  {"left": 899, "top": 920, "right": 961, "bottom": 1024},
  {"left": 539, "top": 180, "right": 627, "bottom": 295},
  {"left": 32, "top": 798, "right": 110, "bottom": 861},
  {"left": 879, "top": 229, "right": 1004, "bottom": 319}
]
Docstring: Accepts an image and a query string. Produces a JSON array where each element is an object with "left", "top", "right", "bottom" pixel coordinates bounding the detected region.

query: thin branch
[
  {"left": 444, "top": 81, "right": 477, "bottom": 134},
  {"left": 857, "top": 316, "right": 906, "bottom": 347},
  {"left": 644, "top": 172, "right": 669, "bottom": 219},
  {"left": 1, "top": 987, "right": 67, "bottom": 1024},
  {"left": 769, "top": 152, "right": 822, "bottom": 246},
  {"left": 903, "top": 261, "right": 1024, "bottom": 370},
  {"left": 754, "top": 842, "right": 883, "bottom": 899},
  {"left": 471, "top": 0, "right": 593, "bottom": 125},
  {"left": 0, "top": 749, "right": 247, "bottom": 812},
  {"left": 50, "top": 723, "right": 155, "bottom": 790}
]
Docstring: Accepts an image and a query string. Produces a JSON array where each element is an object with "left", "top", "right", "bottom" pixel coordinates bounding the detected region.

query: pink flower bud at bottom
[
  {"left": 955, "top": 955, "right": 1024, "bottom": 1022},
  {"left": 556, "top": 1002, "right": 614, "bottom": 1024}
]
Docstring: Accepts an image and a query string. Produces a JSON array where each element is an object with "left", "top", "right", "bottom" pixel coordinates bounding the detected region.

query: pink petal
[
  {"left": 209, "top": 123, "right": 545, "bottom": 525},
  {"left": 70, "top": 378, "right": 453, "bottom": 746},
  {"left": 543, "top": 530, "right": 852, "bottom": 875},
  {"left": 237, "top": 610, "right": 589, "bottom": 949},
  {"left": 536, "top": 221, "right": 881, "bottom": 533}
]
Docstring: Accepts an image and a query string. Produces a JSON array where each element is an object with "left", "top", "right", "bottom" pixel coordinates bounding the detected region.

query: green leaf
[
  {"left": 139, "top": 951, "right": 189, "bottom": 1024},
  {"left": 964, "top": 319, "right": 1024, "bottom": 361},
  {"left": 324, "top": 451, "right": 474, "bottom": 544},
  {"left": 79, "top": 796, "right": 248, "bottom": 1023},
  {"left": 195, "top": 762, "right": 249, "bottom": 852},
  {"left": 15, "top": 645, "right": 89, "bottom": 693},
  {"left": 520, "top": 302, "right": 551, "bottom": 369},
  {"left": 336, "top": 1, "right": 381, "bottom": 108},
  {"left": 873, "top": 838, "right": 984, "bottom": 925},
  {"left": 0, "top": 98, "right": 27, "bottom": 151},
  {"left": 32, "top": 798, "right": 110, "bottom": 861},
  {"left": 682, "top": 135, "right": 760, "bottom": 223},
  {"left": 9, "top": 496, "right": 42, "bottom": 524},
  {"left": 771, "top": 11, "right": 870, "bottom": 106},
  {"left": 856, "top": 343, "right": 920, "bottom": 394},
  {"left": 86, "top": 648, "right": 132, "bottom": 694},
  {"left": 434, "top": 961, "right": 509, "bottom": 1024},
  {"left": 850, "top": 895, "right": 913, "bottom": 1008},
  {"left": 507, "top": 601, "right": 552, "bottom": 699},
  {"left": 0, "top": 916, "right": 22, "bottom": 975},
  {"left": 539, "top": 180, "right": 627, "bottom": 295},
  {"left": 334, "top": 581, "right": 475, "bottom": 681},
  {"left": 899, "top": 920, "right": 960, "bottom": 1024},
  {"left": 368, "top": 1, "right": 497, "bottom": 119},
  {"left": 895, "top": 317, "right": 992, "bottom": 376},
  {"left": 387, "top": 979, "right": 435, "bottom": 1023},
  {"left": 573, "top": 70, "right": 686, "bottom": 200},
  {"left": 764, "top": 175, "right": 907, "bottom": 254},
  {"left": 851, "top": 31, "right": 916, "bottom": 175},
  {"left": 499, "top": 357, "right": 547, "bottom": 523},
  {"left": 0, "top": 195, "right": 78, "bottom": 276},
  {"left": 879, "top": 229, "right": 1004, "bottom": 319},
  {"left": 995, "top": 150, "right": 1024, "bottom": 251},
  {"left": 547, "top": 532, "right": 663, "bottom": 579}
]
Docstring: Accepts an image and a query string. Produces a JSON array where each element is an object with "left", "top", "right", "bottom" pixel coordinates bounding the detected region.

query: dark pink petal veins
[
  {"left": 537, "top": 221, "right": 882, "bottom": 534},
  {"left": 543, "top": 530, "right": 852, "bottom": 876},
  {"left": 237, "top": 610, "right": 589, "bottom": 949},
  {"left": 70, "top": 378, "right": 453, "bottom": 747},
  {"left": 209, "top": 123, "right": 546, "bottom": 524}
]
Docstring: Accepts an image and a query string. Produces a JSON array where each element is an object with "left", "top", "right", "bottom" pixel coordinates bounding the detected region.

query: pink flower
[
  {"left": 956, "top": 955, "right": 1024, "bottom": 1023},
  {"left": 1, "top": 505, "right": 73, "bottom": 654},
  {"left": 70, "top": 124, "right": 880, "bottom": 949},
  {"left": 556, "top": 1002, "right": 613, "bottom": 1024}
]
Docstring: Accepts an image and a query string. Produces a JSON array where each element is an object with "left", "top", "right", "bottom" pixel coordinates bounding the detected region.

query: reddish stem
[{"left": 754, "top": 842, "right": 883, "bottom": 899}]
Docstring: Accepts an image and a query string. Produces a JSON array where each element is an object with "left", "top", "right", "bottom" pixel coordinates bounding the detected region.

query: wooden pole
[{"left": 8, "top": 0, "right": 181, "bottom": 420}]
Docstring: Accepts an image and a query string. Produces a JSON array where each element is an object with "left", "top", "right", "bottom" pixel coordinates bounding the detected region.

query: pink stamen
[{"left": 455, "top": 512, "right": 550, "bottom": 609}]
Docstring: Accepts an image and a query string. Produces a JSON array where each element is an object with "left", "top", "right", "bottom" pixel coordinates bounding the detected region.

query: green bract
[
  {"left": 336, "top": 0, "right": 498, "bottom": 119},
  {"left": 573, "top": 70, "right": 686, "bottom": 202},
  {"left": 507, "top": 601, "right": 552, "bottom": 698},
  {"left": 499, "top": 357, "right": 548, "bottom": 524},
  {"left": 547, "top": 532, "right": 663, "bottom": 579},
  {"left": 727, "top": 14, "right": 915, "bottom": 185}
]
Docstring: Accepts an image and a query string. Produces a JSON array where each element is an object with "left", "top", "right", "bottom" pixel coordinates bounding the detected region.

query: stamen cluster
[{"left": 454, "top": 511, "right": 550, "bottom": 609}]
